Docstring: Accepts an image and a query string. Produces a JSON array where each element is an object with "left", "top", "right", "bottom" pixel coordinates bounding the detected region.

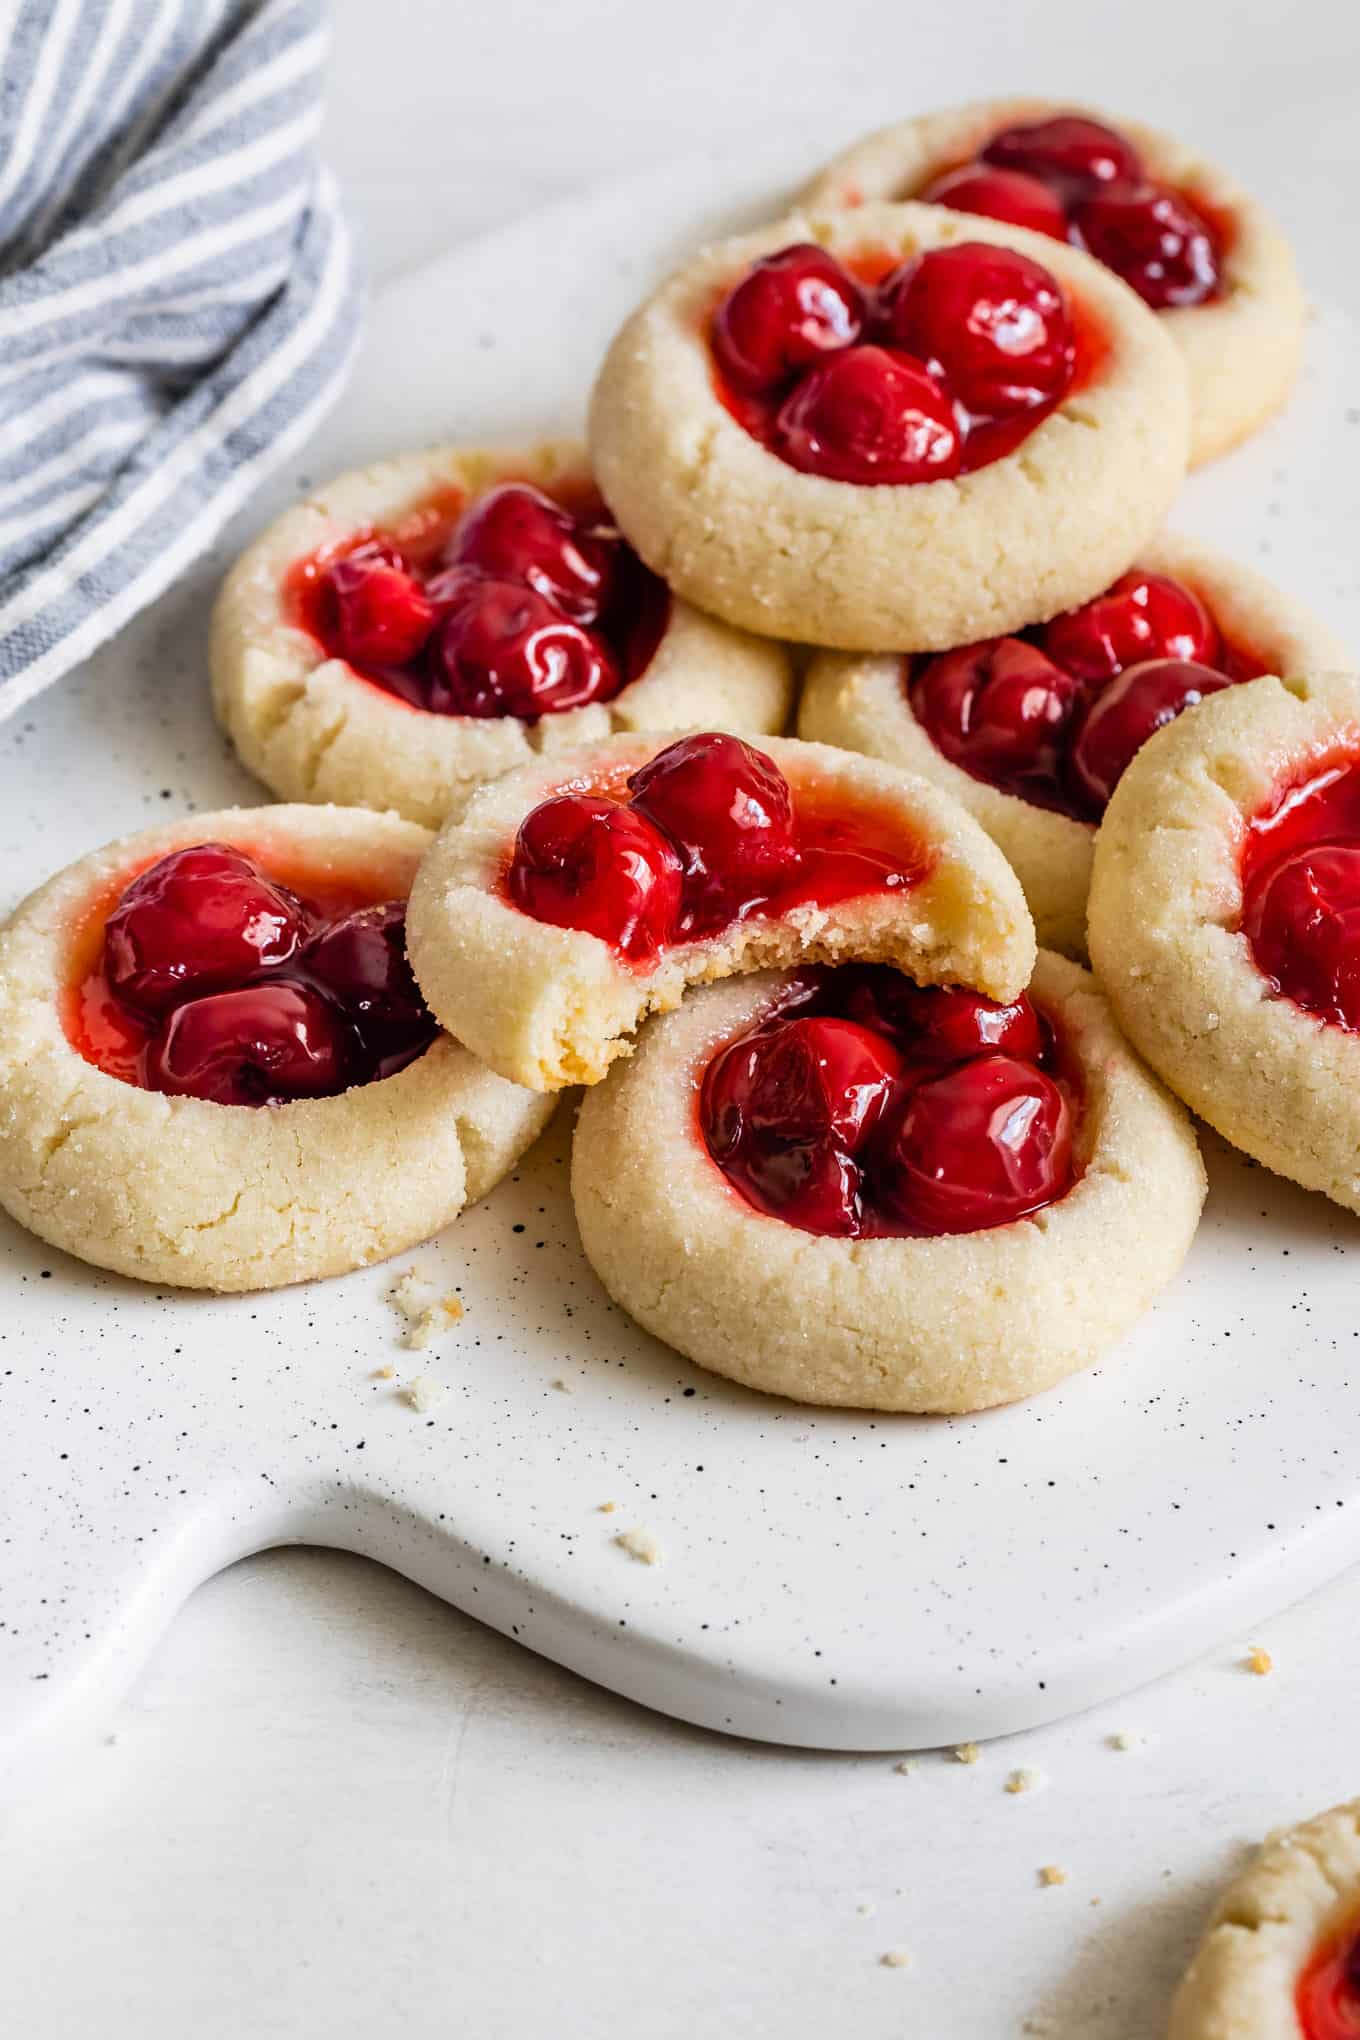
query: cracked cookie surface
[{"left": 1169, "top": 1798, "right": 1360, "bottom": 2039}]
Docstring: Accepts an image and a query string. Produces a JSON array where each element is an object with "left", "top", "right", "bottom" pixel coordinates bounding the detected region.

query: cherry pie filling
[
  {"left": 909, "top": 568, "right": 1268, "bottom": 820},
  {"left": 1240, "top": 756, "right": 1360, "bottom": 1034},
  {"left": 910, "top": 113, "right": 1227, "bottom": 312},
  {"left": 504, "top": 732, "right": 935, "bottom": 967},
  {"left": 710, "top": 239, "right": 1102, "bottom": 484},
  {"left": 286, "top": 481, "right": 670, "bottom": 721},
  {"left": 1296, "top": 1914, "right": 1360, "bottom": 2040},
  {"left": 699, "top": 965, "right": 1078, "bottom": 1238},
  {"left": 63, "top": 844, "right": 438, "bottom": 1106}
]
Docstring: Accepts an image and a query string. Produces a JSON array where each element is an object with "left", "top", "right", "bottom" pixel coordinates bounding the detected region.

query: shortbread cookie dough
[
  {"left": 211, "top": 439, "right": 793, "bottom": 829},
  {"left": 571, "top": 951, "right": 1205, "bottom": 1412},
  {"left": 799, "top": 537, "right": 1345, "bottom": 957},
  {"left": 801, "top": 98, "right": 1304, "bottom": 466},
  {"left": 1168, "top": 1798, "right": 1360, "bottom": 2039},
  {"left": 0, "top": 805, "right": 554, "bottom": 1292},
  {"left": 406, "top": 730, "right": 1036, "bottom": 1092},
  {"left": 1088, "top": 671, "right": 1360, "bottom": 1213},
  {"left": 588, "top": 204, "right": 1189, "bottom": 651}
]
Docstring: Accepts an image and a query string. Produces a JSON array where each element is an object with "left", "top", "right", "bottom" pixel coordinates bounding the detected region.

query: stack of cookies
[{"left": 2, "top": 100, "right": 1353, "bottom": 1427}]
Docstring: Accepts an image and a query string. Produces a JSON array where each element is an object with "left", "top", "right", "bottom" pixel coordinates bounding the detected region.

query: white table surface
[{"left": 4, "top": 2, "right": 1360, "bottom": 2034}]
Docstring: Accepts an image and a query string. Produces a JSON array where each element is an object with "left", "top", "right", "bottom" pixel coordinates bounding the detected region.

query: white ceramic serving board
[{"left": 2, "top": 142, "right": 1359, "bottom": 1786}]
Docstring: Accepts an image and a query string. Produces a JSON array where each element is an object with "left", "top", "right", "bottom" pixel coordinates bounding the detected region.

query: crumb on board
[
  {"left": 1245, "top": 1645, "right": 1273, "bottom": 1676},
  {"left": 953, "top": 1743, "right": 980, "bottom": 1765},
  {"left": 614, "top": 1526, "right": 662, "bottom": 1566},
  {"left": 892, "top": 1758, "right": 915, "bottom": 1777},
  {"left": 856, "top": 1900, "right": 876, "bottom": 1917},
  {"left": 404, "top": 1374, "right": 448, "bottom": 1414},
  {"left": 598, "top": 1501, "right": 617, "bottom": 1514},
  {"left": 1006, "top": 1767, "right": 1044, "bottom": 1796},
  {"left": 551, "top": 1376, "right": 572, "bottom": 1393},
  {"left": 879, "top": 1950, "right": 911, "bottom": 1970},
  {"left": 1039, "top": 1865, "right": 1067, "bottom": 1888},
  {"left": 387, "top": 1269, "right": 464, "bottom": 1351},
  {"left": 1107, "top": 1731, "right": 1137, "bottom": 1751}
]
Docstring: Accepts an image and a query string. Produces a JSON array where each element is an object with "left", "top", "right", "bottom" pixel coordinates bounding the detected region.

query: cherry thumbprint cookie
[
  {"left": 800, "top": 536, "right": 1345, "bottom": 955},
  {"left": 802, "top": 98, "right": 1304, "bottom": 465},
  {"left": 212, "top": 438, "right": 792, "bottom": 829},
  {"left": 0, "top": 806, "right": 553, "bottom": 1291},
  {"left": 1169, "top": 1798, "right": 1360, "bottom": 2040},
  {"left": 588, "top": 205, "right": 1189, "bottom": 652},
  {"left": 571, "top": 951, "right": 1204, "bottom": 1412},
  {"left": 403, "top": 728, "right": 1037, "bottom": 1093},
  {"left": 1089, "top": 670, "right": 1360, "bottom": 1215}
]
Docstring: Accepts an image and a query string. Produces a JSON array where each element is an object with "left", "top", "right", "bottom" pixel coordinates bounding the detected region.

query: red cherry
[
  {"left": 1242, "top": 846, "right": 1360, "bottom": 1032},
  {"left": 702, "top": 1015, "right": 905, "bottom": 1236},
  {"left": 982, "top": 115, "right": 1144, "bottom": 201},
  {"left": 104, "top": 844, "right": 308, "bottom": 1017},
  {"left": 879, "top": 1053, "right": 1073, "bottom": 1234},
  {"left": 774, "top": 345, "right": 961, "bottom": 484},
  {"left": 426, "top": 569, "right": 620, "bottom": 718},
  {"left": 319, "top": 548, "right": 436, "bottom": 670},
  {"left": 1071, "top": 181, "right": 1220, "bottom": 309},
  {"left": 302, "top": 900, "right": 436, "bottom": 1077},
  {"left": 705, "top": 1015, "right": 904, "bottom": 1157},
  {"left": 627, "top": 732, "right": 796, "bottom": 922},
  {"left": 1042, "top": 570, "right": 1220, "bottom": 684},
  {"left": 1068, "top": 657, "right": 1232, "bottom": 812},
  {"left": 877, "top": 243, "right": 1075, "bottom": 418},
  {"left": 840, "top": 971, "right": 1045, "bottom": 1066},
  {"left": 142, "top": 981, "right": 352, "bottom": 1106},
  {"left": 507, "top": 793, "right": 682, "bottom": 963},
  {"left": 911, "top": 637, "right": 1081, "bottom": 799},
  {"left": 917, "top": 162, "right": 1069, "bottom": 241},
  {"left": 445, "top": 483, "right": 620, "bottom": 624},
  {"left": 711, "top": 243, "right": 865, "bottom": 395}
]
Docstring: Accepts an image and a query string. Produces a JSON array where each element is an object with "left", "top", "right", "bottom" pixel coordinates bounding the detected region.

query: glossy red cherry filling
[
  {"left": 1295, "top": 1914, "right": 1360, "bottom": 2040},
  {"left": 700, "top": 965, "right": 1076, "bottom": 1238},
  {"left": 65, "top": 843, "right": 438, "bottom": 1105},
  {"left": 910, "top": 569, "right": 1267, "bottom": 820},
  {"left": 287, "top": 481, "right": 669, "bottom": 720},
  {"left": 916, "top": 112, "right": 1225, "bottom": 311},
  {"left": 505, "top": 732, "right": 934, "bottom": 966},
  {"left": 711, "top": 241, "right": 1082, "bottom": 484},
  {"left": 1241, "top": 758, "right": 1360, "bottom": 1034}
]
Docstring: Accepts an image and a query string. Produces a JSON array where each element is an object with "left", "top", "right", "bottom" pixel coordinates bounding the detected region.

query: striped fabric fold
[{"left": 0, "top": 0, "right": 362, "bottom": 716}]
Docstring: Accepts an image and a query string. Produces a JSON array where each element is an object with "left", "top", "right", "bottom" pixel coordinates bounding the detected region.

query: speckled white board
[{"left": 2, "top": 145, "right": 1359, "bottom": 1779}]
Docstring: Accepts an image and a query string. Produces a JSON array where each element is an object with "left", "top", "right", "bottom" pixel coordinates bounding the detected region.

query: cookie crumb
[
  {"left": 598, "top": 1501, "right": 617, "bottom": 1514},
  {"left": 1107, "top": 1731, "right": 1137, "bottom": 1751},
  {"left": 1245, "top": 1644, "right": 1273, "bottom": 1676},
  {"left": 1006, "top": 1767, "right": 1043, "bottom": 1795},
  {"left": 405, "top": 1374, "right": 447, "bottom": 1413},
  {"left": 551, "top": 1376, "right": 573, "bottom": 1393},
  {"left": 374, "top": 1364, "right": 395, "bottom": 1381},
  {"left": 856, "top": 1900, "right": 876, "bottom": 1917},
  {"left": 615, "top": 1527, "right": 662, "bottom": 1566},
  {"left": 879, "top": 1950, "right": 911, "bottom": 1970},
  {"left": 892, "top": 1758, "right": 915, "bottom": 1777},
  {"left": 387, "top": 1269, "right": 460, "bottom": 1351},
  {"left": 1038, "top": 1865, "right": 1067, "bottom": 1888},
  {"left": 953, "top": 1742, "right": 980, "bottom": 1765}
]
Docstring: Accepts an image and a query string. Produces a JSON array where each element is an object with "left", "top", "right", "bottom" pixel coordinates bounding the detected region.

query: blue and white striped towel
[{"left": 0, "top": 0, "right": 362, "bottom": 717}]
